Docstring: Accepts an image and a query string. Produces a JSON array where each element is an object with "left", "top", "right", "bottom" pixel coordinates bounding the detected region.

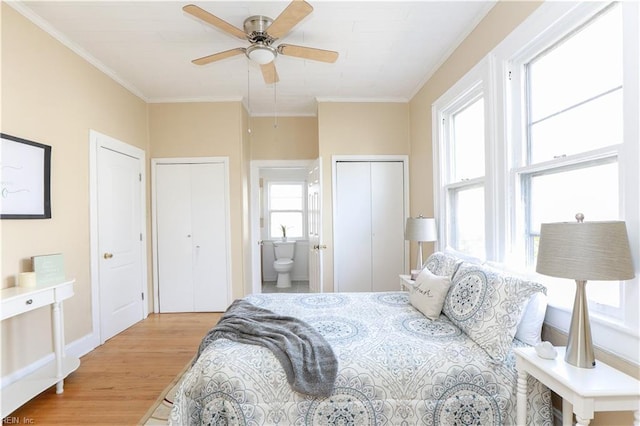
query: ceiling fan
[{"left": 183, "top": 1, "right": 339, "bottom": 84}]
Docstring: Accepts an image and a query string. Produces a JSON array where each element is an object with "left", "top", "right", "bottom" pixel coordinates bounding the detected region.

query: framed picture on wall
[{"left": 1, "top": 133, "right": 52, "bottom": 219}]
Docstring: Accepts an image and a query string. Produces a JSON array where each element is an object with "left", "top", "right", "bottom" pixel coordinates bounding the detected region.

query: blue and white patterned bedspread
[{"left": 170, "top": 292, "right": 552, "bottom": 425}]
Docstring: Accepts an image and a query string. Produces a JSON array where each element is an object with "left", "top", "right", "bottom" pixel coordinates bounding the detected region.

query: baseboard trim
[{"left": 0, "top": 332, "right": 96, "bottom": 390}]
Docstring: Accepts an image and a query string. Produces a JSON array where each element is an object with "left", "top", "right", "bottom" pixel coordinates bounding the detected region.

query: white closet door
[
  {"left": 156, "top": 162, "right": 229, "bottom": 312},
  {"left": 335, "top": 162, "right": 372, "bottom": 292},
  {"left": 157, "top": 164, "right": 194, "bottom": 312},
  {"left": 371, "top": 161, "right": 405, "bottom": 291},
  {"left": 335, "top": 160, "right": 405, "bottom": 293},
  {"left": 191, "top": 163, "right": 228, "bottom": 312}
]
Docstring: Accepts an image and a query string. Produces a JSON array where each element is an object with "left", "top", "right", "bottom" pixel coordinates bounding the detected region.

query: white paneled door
[
  {"left": 97, "top": 145, "right": 145, "bottom": 341},
  {"left": 334, "top": 160, "right": 406, "bottom": 292},
  {"left": 155, "top": 161, "right": 230, "bottom": 313}
]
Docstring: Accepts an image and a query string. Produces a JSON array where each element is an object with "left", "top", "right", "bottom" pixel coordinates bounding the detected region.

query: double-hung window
[
  {"left": 436, "top": 75, "right": 488, "bottom": 260},
  {"left": 511, "top": 3, "right": 624, "bottom": 315},
  {"left": 435, "top": 0, "right": 639, "bottom": 361},
  {"left": 267, "top": 182, "right": 305, "bottom": 240}
]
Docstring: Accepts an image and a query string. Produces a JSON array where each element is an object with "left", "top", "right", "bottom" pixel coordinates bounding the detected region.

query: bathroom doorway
[{"left": 250, "top": 160, "right": 314, "bottom": 294}]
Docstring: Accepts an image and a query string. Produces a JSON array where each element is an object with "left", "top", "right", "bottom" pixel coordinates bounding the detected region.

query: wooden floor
[{"left": 5, "top": 312, "right": 221, "bottom": 425}]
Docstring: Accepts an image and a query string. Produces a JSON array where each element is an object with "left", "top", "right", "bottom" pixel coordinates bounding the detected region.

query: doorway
[
  {"left": 89, "top": 130, "right": 148, "bottom": 345},
  {"left": 250, "top": 160, "right": 319, "bottom": 294}
]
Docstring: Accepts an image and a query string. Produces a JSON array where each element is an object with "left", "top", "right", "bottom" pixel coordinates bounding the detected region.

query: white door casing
[
  {"left": 89, "top": 130, "right": 147, "bottom": 345},
  {"left": 307, "top": 158, "right": 323, "bottom": 293},
  {"left": 250, "top": 160, "right": 315, "bottom": 294},
  {"left": 152, "top": 158, "right": 231, "bottom": 313}
]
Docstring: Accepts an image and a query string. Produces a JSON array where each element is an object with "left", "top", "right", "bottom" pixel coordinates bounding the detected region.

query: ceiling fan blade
[
  {"left": 183, "top": 4, "right": 246, "bottom": 40},
  {"left": 266, "top": 0, "right": 313, "bottom": 39},
  {"left": 192, "top": 48, "right": 245, "bottom": 65},
  {"left": 260, "top": 62, "right": 279, "bottom": 84},
  {"left": 277, "top": 44, "right": 338, "bottom": 63}
]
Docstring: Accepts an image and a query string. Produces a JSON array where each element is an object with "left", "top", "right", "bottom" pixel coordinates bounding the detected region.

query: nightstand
[
  {"left": 399, "top": 274, "right": 415, "bottom": 291},
  {"left": 514, "top": 346, "right": 640, "bottom": 426}
]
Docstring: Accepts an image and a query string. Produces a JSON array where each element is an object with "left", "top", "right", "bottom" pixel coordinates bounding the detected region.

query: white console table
[{"left": 1, "top": 280, "right": 81, "bottom": 418}]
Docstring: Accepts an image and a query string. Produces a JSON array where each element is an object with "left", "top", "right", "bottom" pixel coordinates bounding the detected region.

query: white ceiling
[{"left": 11, "top": 1, "right": 495, "bottom": 116}]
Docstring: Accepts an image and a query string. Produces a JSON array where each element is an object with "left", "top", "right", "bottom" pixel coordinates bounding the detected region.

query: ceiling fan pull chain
[
  {"left": 247, "top": 68, "right": 252, "bottom": 134},
  {"left": 274, "top": 81, "right": 278, "bottom": 129}
]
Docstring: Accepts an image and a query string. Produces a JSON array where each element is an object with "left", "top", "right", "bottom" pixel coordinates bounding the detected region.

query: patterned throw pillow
[
  {"left": 409, "top": 267, "right": 451, "bottom": 320},
  {"left": 423, "top": 252, "right": 463, "bottom": 278},
  {"left": 442, "top": 262, "right": 546, "bottom": 362}
]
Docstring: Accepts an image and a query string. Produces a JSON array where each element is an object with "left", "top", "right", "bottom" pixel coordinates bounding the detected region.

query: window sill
[{"left": 544, "top": 304, "right": 639, "bottom": 366}]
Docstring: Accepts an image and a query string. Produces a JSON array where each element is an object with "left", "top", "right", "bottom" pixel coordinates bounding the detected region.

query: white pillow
[
  {"left": 409, "top": 267, "right": 451, "bottom": 320},
  {"left": 515, "top": 292, "right": 548, "bottom": 346}
]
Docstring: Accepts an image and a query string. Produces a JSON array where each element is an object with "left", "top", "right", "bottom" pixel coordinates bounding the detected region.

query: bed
[{"left": 170, "top": 252, "right": 553, "bottom": 425}]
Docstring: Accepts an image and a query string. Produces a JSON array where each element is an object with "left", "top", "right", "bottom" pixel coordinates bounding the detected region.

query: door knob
[
  {"left": 313, "top": 244, "right": 327, "bottom": 250},
  {"left": 103, "top": 253, "right": 114, "bottom": 259}
]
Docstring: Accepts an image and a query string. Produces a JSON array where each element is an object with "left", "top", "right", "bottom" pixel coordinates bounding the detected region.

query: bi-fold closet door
[
  {"left": 334, "top": 161, "right": 406, "bottom": 292},
  {"left": 154, "top": 161, "right": 230, "bottom": 312}
]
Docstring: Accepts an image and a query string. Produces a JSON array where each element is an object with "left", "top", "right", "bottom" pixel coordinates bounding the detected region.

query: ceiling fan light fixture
[{"left": 246, "top": 44, "right": 277, "bottom": 65}]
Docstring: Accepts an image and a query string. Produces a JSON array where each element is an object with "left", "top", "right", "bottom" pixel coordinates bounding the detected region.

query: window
[
  {"left": 438, "top": 89, "right": 487, "bottom": 260},
  {"left": 267, "top": 182, "right": 305, "bottom": 239},
  {"left": 514, "top": 3, "right": 624, "bottom": 314},
  {"left": 526, "top": 5, "right": 623, "bottom": 164},
  {"left": 435, "top": 0, "right": 639, "bottom": 360}
]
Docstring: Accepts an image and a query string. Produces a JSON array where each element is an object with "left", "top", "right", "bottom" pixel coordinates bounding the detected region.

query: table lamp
[
  {"left": 536, "top": 213, "right": 635, "bottom": 368},
  {"left": 405, "top": 216, "right": 438, "bottom": 270}
]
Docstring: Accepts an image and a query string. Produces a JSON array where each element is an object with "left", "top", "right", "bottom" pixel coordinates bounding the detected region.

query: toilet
[{"left": 273, "top": 241, "right": 296, "bottom": 288}]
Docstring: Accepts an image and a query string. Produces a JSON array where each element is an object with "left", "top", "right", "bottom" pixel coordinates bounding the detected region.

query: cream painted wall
[
  {"left": 1, "top": 4, "right": 149, "bottom": 375},
  {"left": 250, "top": 116, "right": 318, "bottom": 160},
  {"left": 148, "top": 102, "right": 249, "bottom": 298},
  {"left": 317, "top": 102, "right": 410, "bottom": 292}
]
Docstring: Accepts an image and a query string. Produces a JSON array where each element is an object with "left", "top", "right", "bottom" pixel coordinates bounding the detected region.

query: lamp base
[
  {"left": 565, "top": 280, "right": 595, "bottom": 368},
  {"left": 416, "top": 242, "right": 424, "bottom": 270}
]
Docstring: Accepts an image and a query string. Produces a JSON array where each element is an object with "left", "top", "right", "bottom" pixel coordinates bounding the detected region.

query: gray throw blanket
[{"left": 195, "top": 299, "right": 337, "bottom": 397}]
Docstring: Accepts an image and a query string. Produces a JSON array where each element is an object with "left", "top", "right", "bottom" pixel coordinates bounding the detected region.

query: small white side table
[
  {"left": 1, "top": 280, "right": 81, "bottom": 418},
  {"left": 399, "top": 274, "right": 415, "bottom": 291},
  {"left": 514, "top": 346, "right": 640, "bottom": 426}
]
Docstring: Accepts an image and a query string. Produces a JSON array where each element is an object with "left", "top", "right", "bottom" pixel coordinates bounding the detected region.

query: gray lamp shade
[
  {"left": 536, "top": 220, "right": 635, "bottom": 281},
  {"left": 405, "top": 217, "right": 437, "bottom": 242}
]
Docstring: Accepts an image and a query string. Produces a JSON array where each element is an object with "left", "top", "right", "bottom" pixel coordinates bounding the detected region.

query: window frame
[
  {"left": 434, "top": 1, "right": 640, "bottom": 363},
  {"left": 513, "top": 151, "right": 623, "bottom": 318},
  {"left": 265, "top": 180, "right": 307, "bottom": 240},
  {"left": 496, "top": 1, "right": 639, "bottom": 362},
  {"left": 433, "top": 58, "right": 496, "bottom": 260},
  {"left": 509, "top": 3, "right": 626, "bottom": 318}
]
